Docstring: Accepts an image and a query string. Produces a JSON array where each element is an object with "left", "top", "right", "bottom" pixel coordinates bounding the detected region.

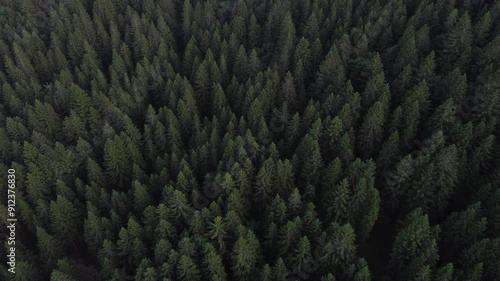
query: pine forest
[{"left": 0, "top": 0, "right": 499, "bottom": 280}]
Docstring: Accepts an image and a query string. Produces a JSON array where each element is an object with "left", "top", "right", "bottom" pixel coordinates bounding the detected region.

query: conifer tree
[
  {"left": 390, "top": 208, "right": 439, "bottom": 280},
  {"left": 231, "top": 229, "right": 260, "bottom": 280},
  {"left": 178, "top": 255, "right": 200, "bottom": 281},
  {"left": 357, "top": 100, "right": 386, "bottom": 158},
  {"left": 314, "top": 47, "right": 345, "bottom": 99},
  {"left": 50, "top": 195, "right": 79, "bottom": 247}
]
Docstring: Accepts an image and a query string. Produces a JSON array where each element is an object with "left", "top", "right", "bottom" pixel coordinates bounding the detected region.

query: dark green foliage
[
  {"left": 389, "top": 208, "right": 439, "bottom": 280},
  {"left": 0, "top": 1, "right": 499, "bottom": 280}
]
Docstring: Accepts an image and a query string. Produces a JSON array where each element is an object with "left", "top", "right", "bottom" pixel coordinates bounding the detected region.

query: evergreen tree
[
  {"left": 314, "top": 47, "right": 345, "bottom": 100},
  {"left": 390, "top": 208, "right": 439, "bottom": 280},
  {"left": 231, "top": 229, "right": 260, "bottom": 280},
  {"left": 357, "top": 100, "right": 387, "bottom": 158},
  {"left": 178, "top": 255, "right": 201, "bottom": 281},
  {"left": 50, "top": 195, "right": 79, "bottom": 247},
  {"left": 203, "top": 243, "right": 227, "bottom": 281}
]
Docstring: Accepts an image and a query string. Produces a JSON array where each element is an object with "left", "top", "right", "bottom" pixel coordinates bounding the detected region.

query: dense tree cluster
[{"left": 0, "top": 0, "right": 499, "bottom": 280}]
